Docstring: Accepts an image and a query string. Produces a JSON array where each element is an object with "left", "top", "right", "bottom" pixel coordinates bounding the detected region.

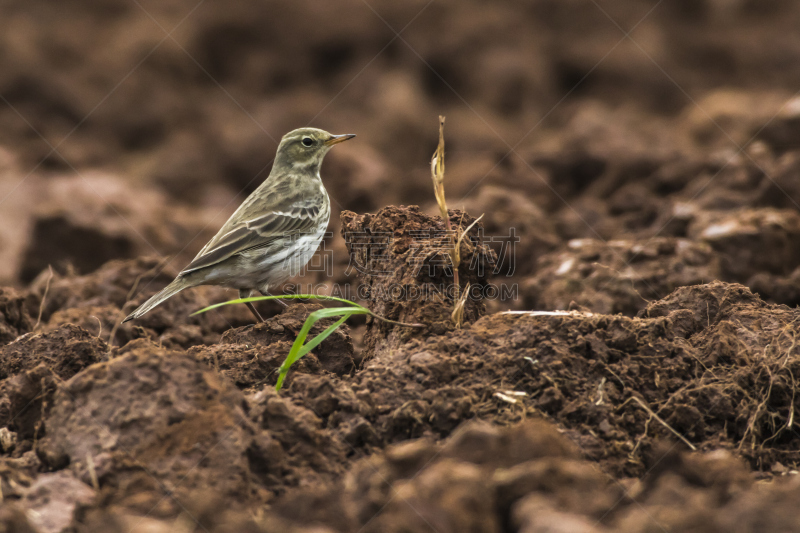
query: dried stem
[
  {"left": 431, "top": 116, "right": 460, "bottom": 291},
  {"left": 621, "top": 396, "right": 697, "bottom": 451},
  {"left": 430, "top": 116, "right": 484, "bottom": 328},
  {"left": 34, "top": 265, "right": 54, "bottom": 331}
]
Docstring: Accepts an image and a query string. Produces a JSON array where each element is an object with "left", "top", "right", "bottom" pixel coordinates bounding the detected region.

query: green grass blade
[
  {"left": 191, "top": 294, "right": 422, "bottom": 392},
  {"left": 192, "top": 294, "right": 366, "bottom": 316},
  {"left": 274, "top": 307, "right": 369, "bottom": 392},
  {"left": 283, "top": 307, "right": 366, "bottom": 360},
  {"left": 297, "top": 310, "right": 367, "bottom": 358},
  {"left": 296, "top": 314, "right": 351, "bottom": 359}
]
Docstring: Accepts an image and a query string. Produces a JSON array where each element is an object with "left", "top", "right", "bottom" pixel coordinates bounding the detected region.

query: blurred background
[{"left": 2, "top": 0, "right": 800, "bottom": 314}]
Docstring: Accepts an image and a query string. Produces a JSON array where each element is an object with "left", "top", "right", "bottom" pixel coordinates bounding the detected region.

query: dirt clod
[
  {"left": 36, "top": 343, "right": 262, "bottom": 512},
  {"left": 0, "top": 288, "right": 32, "bottom": 347},
  {"left": 341, "top": 205, "right": 496, "bottom": 358},
  {"left": 0, "top": 324, "right": 107, "bottom": 381}
]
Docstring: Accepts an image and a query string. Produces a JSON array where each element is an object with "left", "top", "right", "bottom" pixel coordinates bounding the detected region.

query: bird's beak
[{"left": 324, "top": 133, "right": 356, "bottom": 146}]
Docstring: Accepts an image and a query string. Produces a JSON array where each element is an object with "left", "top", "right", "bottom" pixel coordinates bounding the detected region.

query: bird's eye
[{"left": 302, "top": 137, "right": 314, "bottom": 147}]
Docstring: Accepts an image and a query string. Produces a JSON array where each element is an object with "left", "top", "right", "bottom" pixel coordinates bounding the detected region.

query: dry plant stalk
[
  {"left": 34, "top": 265, "right": 54, "bottom": 331},
  {"left": 452, "top": 282, "right": 471, "bottom": 327},
  {"left": 86, "top": 453, "right": 100, "bottom": 490},
  {"left": 431, "top": 116, "right": 448, "bottom": 227},
  {"left": 430, "top": 116, "right": 483, "bottom": 328},
  {"left": 621, "top": 396, "right": 697, "bottom": 451}
]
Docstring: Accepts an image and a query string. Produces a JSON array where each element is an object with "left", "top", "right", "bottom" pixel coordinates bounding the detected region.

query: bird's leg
[
  {"left": 239, "top": 289, "right": 264, "bottom": 323},
  {"left": 259, "top": 289, "right": 289, "bottom": 308}
]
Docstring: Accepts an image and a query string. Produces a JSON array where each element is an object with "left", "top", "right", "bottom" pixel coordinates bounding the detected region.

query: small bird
[{"left": 124, "top": 127, "right": 355, "bottom": 323}]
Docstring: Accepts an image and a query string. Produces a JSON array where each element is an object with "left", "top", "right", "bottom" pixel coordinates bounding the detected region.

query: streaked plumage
[{"left": 123, "top": 127, "right": 354, "bottom": 323}]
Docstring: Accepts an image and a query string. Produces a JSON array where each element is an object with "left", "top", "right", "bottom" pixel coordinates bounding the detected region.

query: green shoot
[{"left": 193, "top": 294, "right": 422, "bottom": 392}]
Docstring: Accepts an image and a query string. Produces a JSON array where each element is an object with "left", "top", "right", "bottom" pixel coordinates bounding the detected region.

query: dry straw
[{"left": 430, "top": 116, "right": 483, "bottom": 327}]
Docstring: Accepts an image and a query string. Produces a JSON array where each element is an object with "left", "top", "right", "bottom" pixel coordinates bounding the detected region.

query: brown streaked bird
[{"left": 123, "top": 127, "right": 355, "bottom": 323}]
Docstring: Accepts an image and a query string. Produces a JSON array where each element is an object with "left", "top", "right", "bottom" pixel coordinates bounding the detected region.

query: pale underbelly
[{"left": 196, "top": 224, "right": 328, "bottom": 291}]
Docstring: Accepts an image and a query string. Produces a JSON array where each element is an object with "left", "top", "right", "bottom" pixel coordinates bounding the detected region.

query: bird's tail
[{"left": 123, "top": 278, "right": 189, "bottom": 323}]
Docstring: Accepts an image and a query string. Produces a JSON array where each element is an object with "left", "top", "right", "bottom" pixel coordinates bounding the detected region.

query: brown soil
[
  {"left": 3, "top": 0, "right": 800, "bottom": 531},
  {"left": 4, "top": 241, "right": 800, "bottom": 532},
  {"left": 341, "top": 205, "right": 496, "bottom": 357}
]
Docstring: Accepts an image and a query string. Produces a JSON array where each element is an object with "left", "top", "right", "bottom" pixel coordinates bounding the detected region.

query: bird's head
[{"left": 274, "top": 127, "right": 356, "bottom": 173}]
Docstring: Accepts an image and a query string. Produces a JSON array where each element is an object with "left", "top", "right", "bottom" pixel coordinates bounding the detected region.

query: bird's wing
[{"left": 180, "top": 200, "right": 324, "bottom": 275}]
